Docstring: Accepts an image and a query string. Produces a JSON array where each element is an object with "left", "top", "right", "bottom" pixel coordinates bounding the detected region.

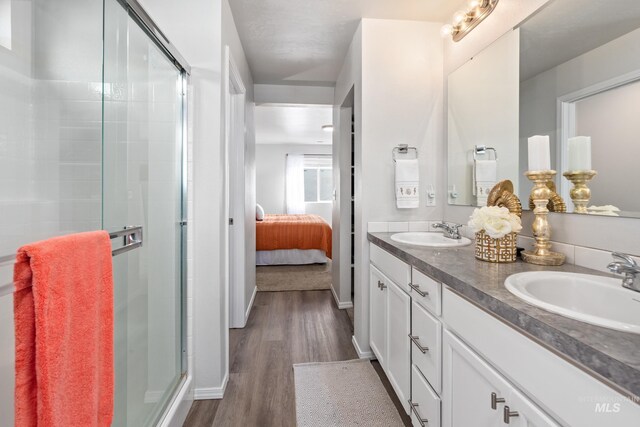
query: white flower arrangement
[{"left": 468, "top": 206, "right": 523, "bottom": 239}]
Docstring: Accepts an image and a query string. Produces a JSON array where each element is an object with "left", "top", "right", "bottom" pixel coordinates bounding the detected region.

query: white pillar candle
[
  {"left": 528, "top": 135, "right": 551, "bottom": 171},
  {"left": 567, "top": 136, "right": 592, "bottom": 171}
]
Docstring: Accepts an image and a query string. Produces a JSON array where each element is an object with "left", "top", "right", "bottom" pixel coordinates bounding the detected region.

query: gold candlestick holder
[
  {"left": 562, "top": 170, "right": 597, "bottom": 214},
  {"left": 522, "top": 170, "right": 565, "bottom": 266}
]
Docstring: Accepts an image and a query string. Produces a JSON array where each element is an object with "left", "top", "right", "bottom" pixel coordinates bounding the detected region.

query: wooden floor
[{"left": 183, "top": 290, "right": 410, "bottom": 426}]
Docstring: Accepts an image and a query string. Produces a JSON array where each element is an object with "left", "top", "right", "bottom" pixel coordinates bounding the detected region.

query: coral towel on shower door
[{"left": 13, "top": 231, "right": 114, "bottom": 427}]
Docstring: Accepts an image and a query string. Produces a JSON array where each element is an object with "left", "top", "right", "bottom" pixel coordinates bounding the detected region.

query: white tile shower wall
[
  {"left": 368, "top": 221, "right": 445, "bottom": 233},
  {"left": 370, "top": 222, "right": 629, "bottom": 272},
  {"left": 0, "top": 1, "right": 104, "bottom": 424}
]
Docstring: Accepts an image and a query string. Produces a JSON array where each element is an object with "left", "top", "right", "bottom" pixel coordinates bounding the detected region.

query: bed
[{"left": 256, "top": 214, "right": 332, "bottom": 265}]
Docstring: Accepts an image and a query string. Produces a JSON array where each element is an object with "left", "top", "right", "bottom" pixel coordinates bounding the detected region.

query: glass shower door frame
[{"left": 104, "top": 0, "right": 190, "bottom": 424}]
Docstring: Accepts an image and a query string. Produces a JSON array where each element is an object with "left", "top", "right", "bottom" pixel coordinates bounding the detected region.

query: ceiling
[
  {"left": 229, "top": 0, "right": 463, "bottom": 86},
  {"left": 520, "top": 0, "right": 640, "bottom": 81},
  {"left": 255, "top": 104, "right": 333, "bottom": 145}
]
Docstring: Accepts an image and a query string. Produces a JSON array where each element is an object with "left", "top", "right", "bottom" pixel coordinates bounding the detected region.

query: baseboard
[
  {"left": 245, "top": 285, "right": 257, "bottom": 323},
  {"left": 159, "top": 375, "right": 193, "bottom": 427},
  {"left": 330, "top": 285, "right": 354, "bottom": 309},
  {"left": 352, "top": 335, "right": 374, "bottom": 359},
  {"left": 194, "top": 373, "right": 228, "bottom": 400}
]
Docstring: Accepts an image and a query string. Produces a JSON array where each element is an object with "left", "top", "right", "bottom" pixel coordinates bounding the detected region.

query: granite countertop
[{"left": 368, "top": 232, "right": 640, "bottom": 399}]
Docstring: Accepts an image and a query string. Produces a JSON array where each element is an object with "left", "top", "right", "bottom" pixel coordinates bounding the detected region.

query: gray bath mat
[{"left": 293, "top": 359, "right": 404, "bottom": 426}]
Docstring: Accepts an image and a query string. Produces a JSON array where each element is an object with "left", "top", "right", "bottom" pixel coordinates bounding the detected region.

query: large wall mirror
[{"left": 447, "top": 0, "right": 640, "bottom": 219}]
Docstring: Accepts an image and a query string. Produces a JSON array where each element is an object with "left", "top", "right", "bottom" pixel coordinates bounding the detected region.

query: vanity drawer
[
  {"left": 410, "top": 364, "right": 441, "bottom": 427},
  {"left": 370, "top": 244, "right": 411, "bottom": 293},
  {"left": 411, "top": 267, "right": 442, "bottom": 316},
  {"left": 411, "top": 300, "right": 442, "bottom": 393}
]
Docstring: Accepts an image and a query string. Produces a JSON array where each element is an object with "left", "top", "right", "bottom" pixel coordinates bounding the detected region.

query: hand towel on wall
[
  {"left": 474, "top": 159, "right": 497, "bottom": 206},
  {"left": 13, "top": 231, "right": 114, "bottom": 427},
  {"left": 395, "top": 159, "right": 420, "bottom": 209}
]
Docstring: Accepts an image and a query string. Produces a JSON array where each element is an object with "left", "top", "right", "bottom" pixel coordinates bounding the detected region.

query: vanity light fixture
[
  {"left": 321, "top": 125, "right": 333, "bottom": 132},
  {"left": 441, "top": 0, "right": 499, "bottom": 42}
]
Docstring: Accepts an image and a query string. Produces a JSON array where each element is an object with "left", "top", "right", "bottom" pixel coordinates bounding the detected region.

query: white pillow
[{"left": 256, "top": 204, "right": 265, "bottom": 221}]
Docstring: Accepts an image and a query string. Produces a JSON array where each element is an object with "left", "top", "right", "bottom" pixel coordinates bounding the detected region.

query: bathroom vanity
[{"left": 368, "top": 232, "right": 640, "bottom": 427}]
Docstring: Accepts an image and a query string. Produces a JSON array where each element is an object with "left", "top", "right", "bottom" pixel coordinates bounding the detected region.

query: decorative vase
[{"left": 475, "top": 230, "right": 517, "bottom": 263}]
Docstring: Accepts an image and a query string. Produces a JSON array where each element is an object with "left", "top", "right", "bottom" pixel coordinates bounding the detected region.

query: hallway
[{"left": 183, "top": 290, "right": 410, "bottom": 426}]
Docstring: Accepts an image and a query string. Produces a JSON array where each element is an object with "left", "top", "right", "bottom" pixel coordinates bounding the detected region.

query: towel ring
[
  {"left": 473, "top": 145, "right": 497, "bottom": 161},
  {"left": 392, "top": 144, "right": 418, "bottom": 162}
]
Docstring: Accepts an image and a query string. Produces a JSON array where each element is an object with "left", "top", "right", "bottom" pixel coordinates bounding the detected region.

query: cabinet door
[
  {"left": 386, "top": 279, "right": 411, "bottom": 415},
  {"left": 442, "top": 330, "right": 511, "bottom": 427},
  {"left": 443, "top": 330, "right": 559, "bottom": 427},
  {"left": 369, "top": 265, "right": 387, "bottom": 367}
]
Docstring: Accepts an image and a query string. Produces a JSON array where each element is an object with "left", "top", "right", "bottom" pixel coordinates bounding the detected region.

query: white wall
[
  {"left": 255, "top": 143, "right": 333, "bottom": 225},
  {"left": 443, "top": 0, "right": 640, "bottom": 258},
  {"left": 254, "top": 84, "right": 334, "bottom": 105},
  {"left": 334, "top": 19, "right": 444, "bottom": 356}
]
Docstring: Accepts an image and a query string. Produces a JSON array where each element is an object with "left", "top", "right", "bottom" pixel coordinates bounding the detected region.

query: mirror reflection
[{"left": 447, "top": 0, "right": 640, "bottom": 218}]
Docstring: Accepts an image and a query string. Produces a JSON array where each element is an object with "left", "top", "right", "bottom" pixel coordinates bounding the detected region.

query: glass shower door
[{"left": 103, "top": 1, "right": 186, "bottom": 425}]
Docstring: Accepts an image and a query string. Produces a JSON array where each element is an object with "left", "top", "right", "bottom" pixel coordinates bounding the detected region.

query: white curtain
[{"left": 285, "top": 154, "right": 306, "bottom": 214}]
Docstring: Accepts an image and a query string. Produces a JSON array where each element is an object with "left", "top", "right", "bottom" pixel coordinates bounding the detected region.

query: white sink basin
[
  {"left": 390, "top": 232, "right": 471, "bottom": 248},
  {"left": 505, "top": 271, "right": 640, "bottom": 333}
]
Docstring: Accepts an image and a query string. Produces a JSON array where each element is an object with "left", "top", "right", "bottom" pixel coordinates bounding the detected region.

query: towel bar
[
  {"left": 473, "top": 145, "right": 498, "bottom": 161},
  {"left": 0, "top": 226, "right": 144, "bottom": 297},
  {"left": 392, "top": 144, "right": 418, "bottom": 162}
]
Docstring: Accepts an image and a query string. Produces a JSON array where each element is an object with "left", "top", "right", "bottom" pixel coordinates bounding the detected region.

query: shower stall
[{"left": 0, "top": 0, "right": 188, "bottom": 425}]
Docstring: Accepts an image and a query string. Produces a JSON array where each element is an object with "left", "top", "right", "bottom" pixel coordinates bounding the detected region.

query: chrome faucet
[
  {"left": 607, "top": 252, "right": 640, "bottom": 293},
  {"left": 433, "top": 222, "right": 463, "bottom": 240}
]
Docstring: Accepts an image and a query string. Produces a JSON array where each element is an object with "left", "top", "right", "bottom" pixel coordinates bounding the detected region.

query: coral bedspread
[{"left": 256, "top": 214, "right": 332, "bottom": 259}]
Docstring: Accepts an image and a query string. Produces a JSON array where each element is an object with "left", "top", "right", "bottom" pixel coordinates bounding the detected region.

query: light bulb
[
  {"left": 440, "top": 24, "right": 454, "bottom": 38},
  {"left": 469, "top": 0, "right": 481, "bottom": 8},
  {"left": 453, "top": 10, "right": 467, "bottom": 25}
]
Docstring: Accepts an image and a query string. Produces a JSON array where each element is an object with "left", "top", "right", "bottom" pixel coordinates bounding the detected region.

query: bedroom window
[{"left": 303, "top": 155, "right": 332, "bottom": 203}]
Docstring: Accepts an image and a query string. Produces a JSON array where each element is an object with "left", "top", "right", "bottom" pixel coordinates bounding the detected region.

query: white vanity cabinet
[
  {"left": 386, "top": 279, "right": 411, "bottom": 411},
  {"left": 369, "top": 249, "right": 411, "bottom": 414},
  {"left": 368, "top": 240, "right": 640, "bottom": 427},
  {"left": 442, "top": 329, "right": 559, "bottom": 427},
  {"left": 369, "top": 265, "right": 388, "bottom": 368}
]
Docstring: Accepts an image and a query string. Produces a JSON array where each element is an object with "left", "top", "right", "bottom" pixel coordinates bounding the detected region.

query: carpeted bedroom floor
[{"left": 256, "top": 261, "right": 332, "bottom": 292}]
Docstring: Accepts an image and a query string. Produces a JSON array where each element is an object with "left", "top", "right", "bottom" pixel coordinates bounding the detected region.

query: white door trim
[{"left": 224, "top": 46, "right": 247, "bottom": 332}]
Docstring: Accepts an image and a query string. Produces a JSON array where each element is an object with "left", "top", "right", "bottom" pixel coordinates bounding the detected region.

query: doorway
[{"left": 225, "top": 48, "right": 250, "bottom": 329}]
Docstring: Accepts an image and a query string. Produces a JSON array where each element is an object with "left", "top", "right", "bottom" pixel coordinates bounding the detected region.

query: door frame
[
  {"left": 557, "top": 68, "right": 640, "bottom": 202},
  {"left": 224, "top": 47, "right": 247, "bottom": 331}
]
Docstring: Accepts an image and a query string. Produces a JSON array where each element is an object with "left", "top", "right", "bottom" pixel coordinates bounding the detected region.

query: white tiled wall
[
  {"left": 0, "top": 2, "right": 104, "bottom": 425},
  {"left": 369, "top": 221, "right": 634, "bottom": 273}
]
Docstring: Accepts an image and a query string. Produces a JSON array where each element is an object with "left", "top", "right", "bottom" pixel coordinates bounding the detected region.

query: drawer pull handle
[
  {"left": 491, "top": 392, "right": 505, "bottom": 410},
  {"left": 409, "top": 335, "right": 429, "bottom": 353},
  {"left": 503, "top": 406, "right": 519, "bottom": 424},
  {"left": 409, "top": 283, "right": 429, "bottom": 297},
  {"left": 408, "top": 400, "right": 428, "bottom": 426}
]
